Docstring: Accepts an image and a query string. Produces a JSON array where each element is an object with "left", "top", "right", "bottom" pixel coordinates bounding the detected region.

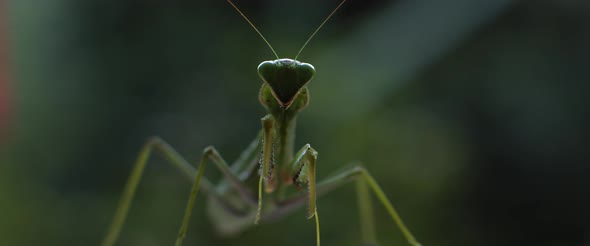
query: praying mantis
[{"left": 100, "top": 1, "right": 422, "bottom": 246}]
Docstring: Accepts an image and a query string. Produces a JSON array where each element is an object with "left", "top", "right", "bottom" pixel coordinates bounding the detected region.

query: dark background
[{"left": 2, "top": 0, "right": 590, "bottom": 245}]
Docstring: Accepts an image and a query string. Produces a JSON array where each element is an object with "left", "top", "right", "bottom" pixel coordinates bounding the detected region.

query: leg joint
[
  {"left": 352, "top": 164, "right": 368, "bottom": 176},
  {"left": 304, "top": 144, "right": 318, "bottom": 159},
  {"left": 146, "top": 136, "right": 164, "bottom": 147},
  {"left": 202, "top": 145, "right": 217, "bottom": 155}
]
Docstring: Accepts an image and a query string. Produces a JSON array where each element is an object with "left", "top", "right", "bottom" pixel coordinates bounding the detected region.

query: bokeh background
[{"left": 2, "top": 0, "right": 590, "bottom": 245}]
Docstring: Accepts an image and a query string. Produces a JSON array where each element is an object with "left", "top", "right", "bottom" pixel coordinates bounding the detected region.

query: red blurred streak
[{"left": 0, "top": 0, "right": 10, "bottom": 143}]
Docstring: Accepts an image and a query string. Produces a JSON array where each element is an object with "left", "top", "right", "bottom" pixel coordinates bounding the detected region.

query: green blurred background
[{"left": 2, "top": 0, "right": 590, "bottom": 245}]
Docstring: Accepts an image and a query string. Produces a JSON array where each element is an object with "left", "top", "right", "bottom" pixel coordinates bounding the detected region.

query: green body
[
  {"left": 257, "top": 59, "right": 314, "bottom": 189},
  {"left": 207, "top": 58, "right": 315, "bottom": 235},
  {"left": 101, "top": 1, "right": 422, "bottom": 246}
]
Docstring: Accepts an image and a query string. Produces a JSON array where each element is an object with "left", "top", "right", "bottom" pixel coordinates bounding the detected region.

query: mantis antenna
[
  {"left": 294, "top": 0, "right": 347, "bottom": 60},
  {"left": 227, "top": 0, "right": 280, "bottom": 59}
]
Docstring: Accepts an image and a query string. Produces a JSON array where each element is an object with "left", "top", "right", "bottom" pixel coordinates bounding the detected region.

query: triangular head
[
  {"left": 227, "top": 0, "right": 344, "bottom": 111},
  {"left": 257, "top": 59, "right": 315, "bottom": 109}
]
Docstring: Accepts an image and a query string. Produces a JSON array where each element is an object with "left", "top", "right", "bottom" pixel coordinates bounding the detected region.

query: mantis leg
[
  {"left": 322, "top": 165, "right": 421, "bottom": 246},
  {"left": 354, "top": 166, "right": 421, "bottom": 246},
  {"left": 175, "top": 145, "right": 261, "bottom": 246},
  {"left": 255, "top": 115, "right": 275, "bottom": 224},
  {"left": 288, "top": 144, "right": 320, "bottom": 246},
  {"left": 101, "top": 136, "right": 257, "bottom": 246},
  {"left": 276, "top": 165, "right": 421, "bottom": 246},
  {"left": 213, "top": 130, "right": 262, "bottom": 192},
  {"left": 230, "top": 130, "right": 263, "bottom": 179}
]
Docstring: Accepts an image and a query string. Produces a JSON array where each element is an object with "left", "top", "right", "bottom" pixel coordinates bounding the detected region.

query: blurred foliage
[{"left": 2, "top": 0, "right": 590, "bottom": 245}]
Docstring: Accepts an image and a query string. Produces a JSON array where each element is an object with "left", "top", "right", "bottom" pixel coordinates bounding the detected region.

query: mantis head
[
  {"left": 257, "top": 59, "right": 315, "bottom": 109},
  {"left": 227, "top": 0, "right": 345, "bottom": 112}
]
